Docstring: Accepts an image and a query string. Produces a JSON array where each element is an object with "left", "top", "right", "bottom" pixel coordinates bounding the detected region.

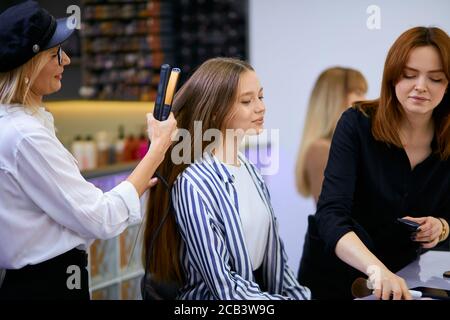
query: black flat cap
[{"left": 0, "top": 0, "right": 76, "bottom": 72}]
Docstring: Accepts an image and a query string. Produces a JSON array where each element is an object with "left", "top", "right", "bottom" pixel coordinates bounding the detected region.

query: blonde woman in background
[{"left": 295, "top": 67, "right": 368, "bottom": 203}]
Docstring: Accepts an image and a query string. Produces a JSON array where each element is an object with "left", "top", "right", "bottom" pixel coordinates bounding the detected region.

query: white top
[
  {"left": 0, "top": 105, "right": 141, "bottom": 269},
  {"left": 223, "top": 161, "right": 270, "bottom": 270}
]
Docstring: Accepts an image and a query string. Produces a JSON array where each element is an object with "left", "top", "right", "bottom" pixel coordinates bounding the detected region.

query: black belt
[{"left": 0, "top": 248, "right": 90, "bottom": 300}]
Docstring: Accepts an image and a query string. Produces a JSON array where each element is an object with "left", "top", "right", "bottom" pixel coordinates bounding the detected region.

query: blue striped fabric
[{"left": 172, "top": 153, "right": 311, "bottom": 300}]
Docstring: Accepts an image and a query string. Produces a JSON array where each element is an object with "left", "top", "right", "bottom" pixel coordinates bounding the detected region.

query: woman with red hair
[{"left": 298, "top": 26, "right": 450, "bottom": 300}]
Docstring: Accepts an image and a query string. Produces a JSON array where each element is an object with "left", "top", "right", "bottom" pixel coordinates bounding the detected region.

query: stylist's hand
[
  {"left": 146, "top": 112, "right": 178, "bottom": 155},
  {"left": 368, "top": 266, "right": 412, "bottom": 300},
  {"left": 402, "top": 216, "right": 443, "bottom": 249}
]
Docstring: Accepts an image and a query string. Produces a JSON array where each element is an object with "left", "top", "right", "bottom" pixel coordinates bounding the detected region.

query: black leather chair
[{"left": 140, "top": 273, "right": 180, "bottom": 300}]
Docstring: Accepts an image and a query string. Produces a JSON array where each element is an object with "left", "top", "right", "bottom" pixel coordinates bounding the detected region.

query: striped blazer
[{"left": 172, "top": 153, "right": 311, "bottom": 300}]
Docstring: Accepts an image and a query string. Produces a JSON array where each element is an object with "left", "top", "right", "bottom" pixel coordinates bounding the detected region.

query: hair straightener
[{"left": 153, "top": 64, "right": 181, "bottom": 121}]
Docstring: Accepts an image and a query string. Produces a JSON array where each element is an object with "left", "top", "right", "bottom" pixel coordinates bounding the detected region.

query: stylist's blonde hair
[
  {"left": 0, "top": 50, "right": 52, "bottom": 108},
  {"left": 295, "top": 67, "right": 367, "bottom": 197}
]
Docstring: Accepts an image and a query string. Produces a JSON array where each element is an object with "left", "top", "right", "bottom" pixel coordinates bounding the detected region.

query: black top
[{"left": 298, "top": 107, "right": 450, "bottom": 300}]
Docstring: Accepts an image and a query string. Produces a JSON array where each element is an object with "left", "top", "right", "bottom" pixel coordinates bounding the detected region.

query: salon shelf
[
  {"left": 83, "top": 161, "right": 147, "bottom": 300},
  {"left": 83, "top": 16, "right": 156, "bottom": 22},
  {"left": 80, "top": 0, "right": 248, "bottom": 101},
  {"left": 80, "top": 0, "right": 174, "bottom": 101},
  {"left": 84, "top": 0, "right": 149, "bottom": 5},
  {"left": 81, "top": 161, "right": 139, "bottom": 179}
]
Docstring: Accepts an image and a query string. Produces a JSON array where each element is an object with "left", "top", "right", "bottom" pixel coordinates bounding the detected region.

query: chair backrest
[
  {"left": 0, "top": 269, "right": 5, "bottom": 288},
  {"left": 140, "top": 273, "right": 180, "bottom": 300}
]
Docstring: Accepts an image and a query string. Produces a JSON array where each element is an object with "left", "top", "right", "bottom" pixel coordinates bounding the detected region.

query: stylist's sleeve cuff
[{"left": 113, "top": 181, "right": 142, "bottom": 224}]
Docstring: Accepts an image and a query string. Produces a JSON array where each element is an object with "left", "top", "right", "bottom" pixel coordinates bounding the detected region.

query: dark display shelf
[
  {"left": 81, "top": 0, "right": 174, "bottom": 100},
  {"left": 81, "top": 0, "right": 248, "bottom": 101}
]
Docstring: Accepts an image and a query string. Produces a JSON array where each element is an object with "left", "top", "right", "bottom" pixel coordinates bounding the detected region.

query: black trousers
[
  {"left": 297, "top": 215, "right": 364, "bottom": 300},
  {"left": 0, "top": 248, "right": 90, "bottom": 300}
]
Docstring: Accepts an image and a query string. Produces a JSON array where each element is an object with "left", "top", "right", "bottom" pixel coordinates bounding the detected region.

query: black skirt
[{"left": 0, "top": 248, "right": 90, "bottom": 300}]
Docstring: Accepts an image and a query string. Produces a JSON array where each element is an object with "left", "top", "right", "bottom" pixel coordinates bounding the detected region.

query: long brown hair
[
  {"left": 355, "top": 26, "right": 450, "bottom": 160},
  {"left": 296, "top": 67, "right": 367, "bottom": 196},
  {"left": 143, "top": 57, "right": 254, "bottom": 283}
]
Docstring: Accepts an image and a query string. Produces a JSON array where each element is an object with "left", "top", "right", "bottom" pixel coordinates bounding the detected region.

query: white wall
[{"left": 249, "top": 0, "right": 450, "bottom": 273}]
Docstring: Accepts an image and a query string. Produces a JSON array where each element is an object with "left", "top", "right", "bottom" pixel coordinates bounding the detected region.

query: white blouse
[
  {"left": 223, "top": 161, "right": 270, "bottom": 270},
  {"left": 0, "top": 105, "right": 141, "bottom": 269}
]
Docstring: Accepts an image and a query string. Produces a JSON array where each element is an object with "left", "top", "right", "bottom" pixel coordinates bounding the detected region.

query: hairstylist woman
[
  {"left": 0, "top": 1, "right": 177, "bottom": 299},
  {"left": 298, "top": 26, "right": 449, "bottom": 300}
]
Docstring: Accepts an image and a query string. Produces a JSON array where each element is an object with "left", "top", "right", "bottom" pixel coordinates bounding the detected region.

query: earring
[{"left": 24, "top": 77, "right": 30, "bottom": 85}]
